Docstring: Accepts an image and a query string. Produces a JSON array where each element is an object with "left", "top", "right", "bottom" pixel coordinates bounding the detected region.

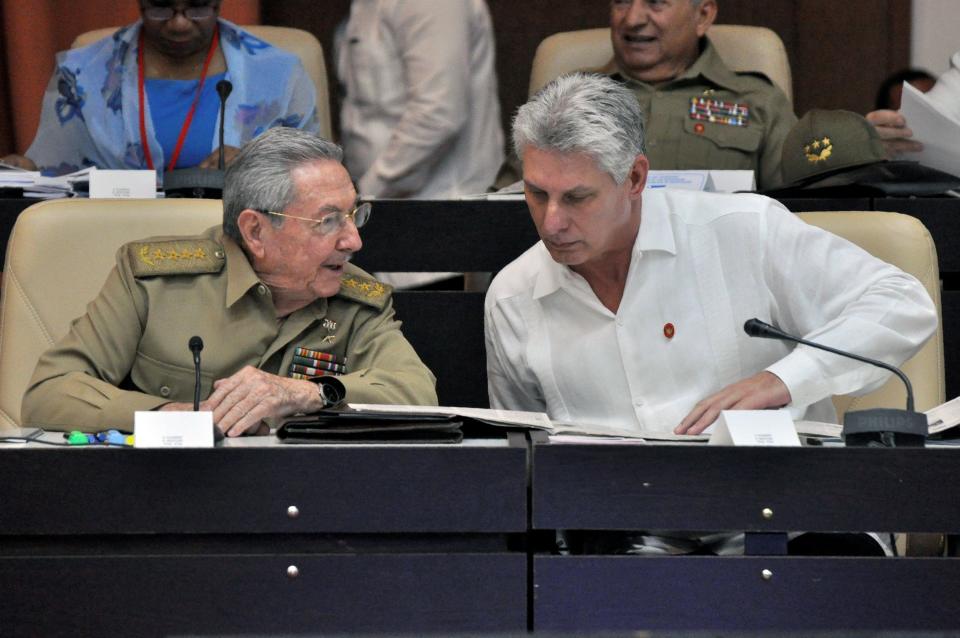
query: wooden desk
[
  {"left": 0, "top": 435, "right": 528, "bottom": 637},
  {"left": 530, "top": 437, "right": 960, "bottom": 632}
]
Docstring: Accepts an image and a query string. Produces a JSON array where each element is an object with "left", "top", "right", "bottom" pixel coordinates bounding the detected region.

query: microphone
[
  {"left": 162, "top": 80, "right": 232, "bottom": 197},
  {"left": 743, "top": 318, "right": 927, "bottom": 447},
  {"left": 215, "top": 80, "right": 232, "bottom": 171},
  {"left": 189, "top": 336, "right": 204, "bottom": 412}
]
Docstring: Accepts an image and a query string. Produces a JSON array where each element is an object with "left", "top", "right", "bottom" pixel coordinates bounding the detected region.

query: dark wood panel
[
  {"left": 1, "top": 553, "right": 526, "bottom": 636},
  {"left": 534, "top": 556, "right": 960, "bottom": 631},
  {"left": 532, "top": 445, "right": 960, "bottom": 533},
  {"left": 0, "top": 445, "right": 527, "bottom": 535}
]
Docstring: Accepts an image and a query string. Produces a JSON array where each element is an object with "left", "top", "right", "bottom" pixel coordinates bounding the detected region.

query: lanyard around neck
[{"left": 137, "top": 25, "right": 220, "bottom": 172}]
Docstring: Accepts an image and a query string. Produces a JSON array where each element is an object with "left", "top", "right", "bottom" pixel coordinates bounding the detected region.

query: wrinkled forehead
[{"left": 289, "top": 160, "right": 358, "bottom": 210}]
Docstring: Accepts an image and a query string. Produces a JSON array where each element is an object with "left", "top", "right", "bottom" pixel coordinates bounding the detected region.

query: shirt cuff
[{"left": 765, "top": 347, "right": 833, "bottom": 410}]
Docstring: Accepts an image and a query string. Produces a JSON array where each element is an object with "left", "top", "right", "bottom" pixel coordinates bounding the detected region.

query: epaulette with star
[
  {"left": 127, "top": 239, "right": 225, "bottom": 277},
  {"left": 336, "top": 272, "right": 392, "bottom": 310}
]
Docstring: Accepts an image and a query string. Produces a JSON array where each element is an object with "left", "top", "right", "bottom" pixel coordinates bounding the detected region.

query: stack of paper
[
  {"left": 900, "top": 83, "right": 960, "bottom": 178},
  {"left": 0, "top": 166, "right": 95, "bottom": 199}
]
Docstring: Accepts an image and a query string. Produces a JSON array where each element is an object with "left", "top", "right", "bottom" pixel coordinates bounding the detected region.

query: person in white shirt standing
[
  {"left": 485, "top": 72, "right": 937, "bottom": 437},
  {"left": 336, "top": 0, "right": 504, "bottom": 199}
]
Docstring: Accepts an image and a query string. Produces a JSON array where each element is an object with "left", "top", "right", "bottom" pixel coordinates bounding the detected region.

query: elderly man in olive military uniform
[
  {"left": 600, "top": 0, "right": 796, "bottom": 190},
  {"left": 22, "top": 127, "right": 438, "bottom": 436}
]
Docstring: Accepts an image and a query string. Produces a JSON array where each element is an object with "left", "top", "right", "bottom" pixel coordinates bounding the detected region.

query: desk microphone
[
  {"left": 215, "top": 79, "right": 233, "bottom": 171},
  {"left": 189, "top": 336, "right": 204, "bottom": 412},
  {"left": 188, "top": 335, "right": 223, "bottom": 443},
  {"left": 162, "top": 80, "right": 232, "bottom": 197},
  {"left": 743, "top": 318, "right": 927, "bottom": 446}
]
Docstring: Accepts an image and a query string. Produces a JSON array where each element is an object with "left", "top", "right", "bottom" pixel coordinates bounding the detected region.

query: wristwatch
[{"left": 313, "top": 376, "right": 346, "bottom": 408}]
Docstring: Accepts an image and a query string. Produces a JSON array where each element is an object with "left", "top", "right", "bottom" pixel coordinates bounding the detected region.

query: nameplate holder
[
  {"left": 89, "top": 170, "right": 157, "bottom": 199},
  {"left": 709, "top": 409, "right": 800, "bottom": 446},
  {"left": 706, "top": 170, "right": 756, "bottom": 193},
  {"left": 645, "top": 170, "right": 708, "bottom": 191},
  {"left": 134, "top": 410, "right": 214, "bottom": 448}
]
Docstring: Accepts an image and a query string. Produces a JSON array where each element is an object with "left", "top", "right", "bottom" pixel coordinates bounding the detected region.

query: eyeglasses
[
  {"left": 142, "top": 3, "right": 218, "bottom": 21},
  {"left": 259, "top": 202, "right": 372, "bottom": 236}
]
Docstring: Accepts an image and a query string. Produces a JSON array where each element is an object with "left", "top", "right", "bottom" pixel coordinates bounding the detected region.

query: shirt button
[
  {"left": 257, "top": 284, "right": 267, "bottom": 296},
  {"left": 655, "top": 91, "right": 663, "bottom": 98},
  {"left": 616, "top": 318, "right": 624, "bottom": 327},
  {"left": 159, "top": 386, "right": 171, "bottom": 397},
  {"left": 634, "top": 399, "right": 644, "bottom": 407}
]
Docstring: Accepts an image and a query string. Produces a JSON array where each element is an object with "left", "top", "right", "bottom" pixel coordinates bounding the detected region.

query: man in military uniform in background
[
  {"left": 22, "top": 127, "right": 437, "bottom": 436},
  {"left": 599, "top": 0, "right": 796, "bottom": 190}
]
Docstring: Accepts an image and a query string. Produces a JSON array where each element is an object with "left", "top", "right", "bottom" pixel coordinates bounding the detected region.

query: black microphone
[
  {"left": 215, "top": 80, "right": 232, "bottom": 171},
  {"left": 189, "top": 336, "right": 204, "bottom": 411},
  {"left": 743, "top": 318, "right": 926, "bottom": 447},
  {"left": 161, "top": 80, "right": 232, "bottom": 198}
]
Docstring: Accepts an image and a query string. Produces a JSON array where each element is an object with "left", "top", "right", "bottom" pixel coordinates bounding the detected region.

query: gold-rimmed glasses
[{"left": 258, "top": 202, "right": 372, "bottom": 236}]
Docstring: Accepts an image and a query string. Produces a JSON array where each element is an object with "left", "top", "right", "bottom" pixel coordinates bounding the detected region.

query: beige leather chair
[
  {"left": 529, "top": 25, "right": 793, "bottom": 106},
  {"left": 797, "top": 212, "right": 944, "bottom": 419},
  {"left": 72, "top": 25, "right": 332, "bottom": 140},
  {"left": 0, "top": 198, "right": 223, "bottom": 430}
]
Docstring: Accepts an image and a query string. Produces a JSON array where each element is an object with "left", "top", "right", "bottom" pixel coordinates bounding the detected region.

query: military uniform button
[
  {"left": 159, "top": 386, "right": 171, "bottom": 397},
  {"left": 257, "top": 284, "right": 267, "bottom": 295},
  {"left": 214, "top": 250, "right": 225, "bottom": 259}
]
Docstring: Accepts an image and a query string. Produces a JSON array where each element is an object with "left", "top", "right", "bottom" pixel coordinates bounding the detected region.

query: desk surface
[{"left": 3, "top": 433, "right": 960, "bottom": 635}]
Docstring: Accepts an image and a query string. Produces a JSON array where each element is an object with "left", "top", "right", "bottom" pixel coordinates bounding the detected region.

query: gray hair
[
  {"left": 512, "top": 72, "right": 646, "bottom": 185},
  {"left": 222, "top": 127, "right": 344, "bottom": 242}
]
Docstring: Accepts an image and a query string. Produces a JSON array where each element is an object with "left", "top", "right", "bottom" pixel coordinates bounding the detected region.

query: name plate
[
  {"left": 89, "top": 170, "right": 157, "bottom": 199},
  {"left": 134, "top": 410, "right": 215, "bottom": 448},
  {"left": 646, "top": 170, "right": 708, "bottom": 191},
  {"left": 709, "top": 409, "right": 800, "bottom": 446}
]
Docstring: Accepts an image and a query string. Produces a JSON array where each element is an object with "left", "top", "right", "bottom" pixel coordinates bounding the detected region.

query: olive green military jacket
[
  {"left": 21, "top": 227, "right": 438, "bottom": 430},
  {"left": 597, "top": 38, "right": 797, "bottom": 190}
]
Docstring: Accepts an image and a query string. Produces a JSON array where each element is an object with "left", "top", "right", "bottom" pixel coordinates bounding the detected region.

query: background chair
[
  {"left": 0, "top": 198, "right": 222, "bottom": 430},
  {"left": 528, "top": 25, "right": 793, "bottom": 105},
  {"left": 798, "top": 211, "right": 944, "bottom": 418},
  {"left": 72, "top": 25, "right": 332, "bottom": 140}
]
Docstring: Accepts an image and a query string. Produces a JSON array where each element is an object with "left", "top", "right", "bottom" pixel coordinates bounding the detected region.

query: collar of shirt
[
  {"left": 530, "top": 190, "right": 677, "bottom": 301},
  {"left": 218, "top": 228, "right": 329, "bottom": 320},
  {"left": 604, "top": 37, "right": 755, "bottom": 94}
]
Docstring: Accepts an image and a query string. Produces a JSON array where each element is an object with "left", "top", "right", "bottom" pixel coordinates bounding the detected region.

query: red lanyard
[{"left": 137, "top": 26, "right": 220, "bottom": 171}]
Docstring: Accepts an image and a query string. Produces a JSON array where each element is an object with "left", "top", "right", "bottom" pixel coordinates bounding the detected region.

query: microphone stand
[
  {"left": 163, "top": 80, "right": 233, "bottom": 198},
  {"left": 743, "top": 318, "right": 927, "bottom": 447}
]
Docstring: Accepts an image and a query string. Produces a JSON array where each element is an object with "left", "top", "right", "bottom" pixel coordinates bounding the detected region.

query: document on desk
[
  {"left": 900, "top": 82, "right": 960, "bottom": 178},
  {"left": 347, "top": 404, "right": 708, "bottom": 440}
]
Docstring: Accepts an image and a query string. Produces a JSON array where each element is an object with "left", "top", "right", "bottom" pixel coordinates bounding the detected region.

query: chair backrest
[
  {"left": 528, "top": 25, "right": 793, "bottom": 105},
  {"left": 0, "top": 199, "right": 223, "bottom": 430},
  {"left": 797, "top": 211, "right": 945, "bottom": 419},
  {"left": 72, "top": 25, "right": 332, "bottom": 140}
]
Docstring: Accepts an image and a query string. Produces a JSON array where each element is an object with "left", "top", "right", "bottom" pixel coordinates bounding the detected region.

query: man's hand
[
  {"left": 675, "top": 371, "right": 791, "bottom": 436},
  {"left": 197, "top": 145, "right": 241, "bottom": 169},
  {"left": 865, "top": 109, "right": 923, "bottom": 157},
  {"left": 1, "top": 154, "right": 37, "bottom": 170},
  {"left": 204, "top": 366, "right": 321, "bottom": 437}
]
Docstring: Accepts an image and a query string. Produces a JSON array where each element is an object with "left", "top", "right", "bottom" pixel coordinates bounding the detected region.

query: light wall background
[{"left": 912, "top": 0, "right": 960, "bottom": 74}]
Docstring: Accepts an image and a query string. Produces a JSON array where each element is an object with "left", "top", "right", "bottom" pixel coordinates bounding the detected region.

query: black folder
[{"left": 277, "top": 408, "right": 463, "bottom": 444}]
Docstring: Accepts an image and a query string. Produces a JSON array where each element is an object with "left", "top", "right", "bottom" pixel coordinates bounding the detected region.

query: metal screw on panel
[
  {"left": 761, "top": 569, "right": 773, "bottom": 581},
  {"left": 761, "top": 507, "right": 774, "bottom": 520},
  {"left": 287, "top": 505, "right": 300, "bottom": 519},
  {"left": 287, "top": 565, "right": 300, "bottom": 579}
]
